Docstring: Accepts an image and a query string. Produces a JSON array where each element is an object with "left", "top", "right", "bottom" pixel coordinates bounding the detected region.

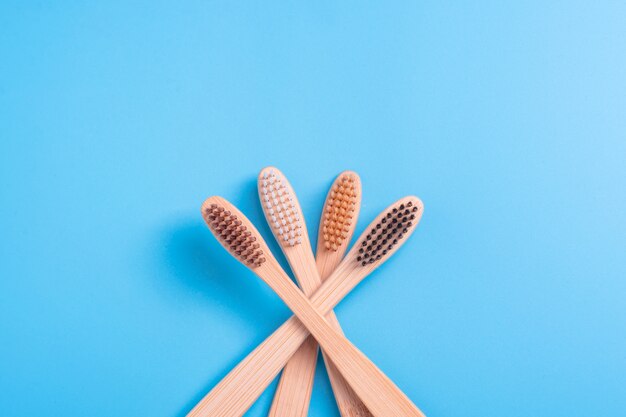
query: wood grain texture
[
  {"left": 315, "top": 174, "right": 374, "bottom": 417},
  {"left": 261, "top": 168, "right": 372, "bottom": 417},
  {"left": 189, "top": 195, "right": 424, "bottom": 417},
  {"left": 258, "top": 258, "right": 425, "bottom": 417}
]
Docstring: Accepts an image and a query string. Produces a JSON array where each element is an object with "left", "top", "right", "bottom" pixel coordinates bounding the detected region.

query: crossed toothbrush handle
[
  {"left": 187, "top": 261, "right": 423, "bottom": 417},
  {"left": 259, "top": 265, "right": 424, "bottom": 417}
]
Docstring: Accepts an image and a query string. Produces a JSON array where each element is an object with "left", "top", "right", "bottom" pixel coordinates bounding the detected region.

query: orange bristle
[{"left": 322, "top": 174, "right": 358, "bottom": 251}]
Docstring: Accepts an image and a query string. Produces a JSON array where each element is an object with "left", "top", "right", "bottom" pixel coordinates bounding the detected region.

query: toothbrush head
[
  {"left": 353, "top": 196, "right": 423, "bottom": 268},
  {"left": 258, "top": 167, "right": 304, "bottom": 248},
  {"left": 201, "top": 197, "right": 267, "bottom": 268},
  {"left": 321, "top": 171, "right": 360, "bottom": 252}
]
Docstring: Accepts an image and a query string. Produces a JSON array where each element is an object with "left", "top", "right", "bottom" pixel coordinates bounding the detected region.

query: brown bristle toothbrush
[
  {"left": 193, "top": 196, "right": 425, "bottom": 417},
  {"left": 258, "top": 168, "right": 369, "bottom": 417}
]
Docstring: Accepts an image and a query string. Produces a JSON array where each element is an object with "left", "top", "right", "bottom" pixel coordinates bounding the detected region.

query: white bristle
[{"left": 260, "top": 169, "right": 303, "bottom": 247}]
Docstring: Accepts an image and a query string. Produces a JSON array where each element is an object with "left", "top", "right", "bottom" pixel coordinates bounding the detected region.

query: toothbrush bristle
[
  {"left": 323, "top": 173, "right": 358, "bottom": 251},
  {"left": 355, "top": 200, "right": 421, "bottom": 266},
  {"left": 203, "top": 203, "right": 266, "bottom": 268},
  {"left": 260, "top": 169, "right": 303, "bottom": 247}
]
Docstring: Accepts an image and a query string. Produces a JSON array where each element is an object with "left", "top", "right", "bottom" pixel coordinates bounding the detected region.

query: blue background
[{"left": 1, "top": 2, "right": 625, "bottom": 416}]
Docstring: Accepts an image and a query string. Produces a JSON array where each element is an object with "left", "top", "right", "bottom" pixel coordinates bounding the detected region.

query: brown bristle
[
  {"left": 323, "top": 174, "right": 358, "bottom": 251},
  {"left": 355, "top": 200, "right": 420, "bottom": 266},
  {"left": 204, "top": 203, "right": 266, "bottom": 268}
]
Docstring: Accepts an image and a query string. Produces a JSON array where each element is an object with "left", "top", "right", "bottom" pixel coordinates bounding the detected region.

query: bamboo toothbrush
[
  {"left": 315, "top": 172, "right": 373, "bottom": 417},
  {"left": 258, "top": 168, "right": 369, "bottom": 417},
  {"left": 196, "top": 196, "right": 425, "bottom": 417}
]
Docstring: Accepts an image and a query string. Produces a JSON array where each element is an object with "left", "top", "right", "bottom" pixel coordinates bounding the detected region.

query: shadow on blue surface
[
  {"left": 162, "top": 218, "right": 288, "bottom": 416},
  {"left": 157, "top": 176, "right": 296, "bottom": 416}
]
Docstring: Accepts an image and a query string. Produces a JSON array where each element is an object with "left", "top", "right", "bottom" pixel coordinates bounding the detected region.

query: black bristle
[{"left": 356, "top": 203, "right": 419, "bottom": 266}]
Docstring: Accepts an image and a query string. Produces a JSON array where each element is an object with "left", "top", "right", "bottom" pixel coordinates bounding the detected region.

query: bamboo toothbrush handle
[
  {"left": 318, "top": 316, "right": 371, "bottom": 417},
  {"left": 269, "top": 335, "right": 319, "bottom": 416},
  {"left": 187, "top": 316, "right": 309, "bottom": 417},
  {"left": 270, "top": 309, "right": 361, "bottom": 417},
  {"left": 188, "top": 256, "right": 420, "bottom": 416},
  {"left": 264, "top": 267, "right": 425, "bottom": 417},
  {"left": 187, "top": 261, "right": 357, "bottom": 417}
]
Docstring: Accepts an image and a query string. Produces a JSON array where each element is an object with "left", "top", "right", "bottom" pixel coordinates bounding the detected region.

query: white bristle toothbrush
[
  {"left": 259, "top": 168, "right": 371, "bottom": 417},
  {"left": 192, "top": 196, "right": 425, "bottom": 417}
]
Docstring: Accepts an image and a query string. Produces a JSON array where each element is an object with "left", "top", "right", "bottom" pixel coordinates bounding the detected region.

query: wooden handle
[
  {"left": 187, "top": 256, "right": 376, "bottom": 416},
  {"left": 262, "top": 265, "right": 426, "bottom": 417}
]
